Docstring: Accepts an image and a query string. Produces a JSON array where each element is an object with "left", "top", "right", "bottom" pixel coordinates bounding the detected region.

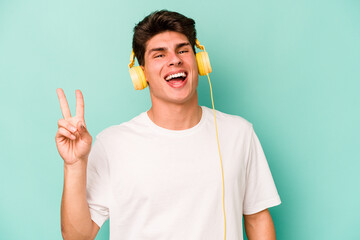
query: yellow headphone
[
  {"left": 128, "top": 39, "right": 212, "bottom": 90},
  {"left": 128, "top": 39, "right": 227, "bottom": 240}
]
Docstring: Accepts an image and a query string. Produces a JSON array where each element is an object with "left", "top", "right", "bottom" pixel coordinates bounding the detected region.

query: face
[{"left": 142, "top": 31, "right": 199, "bottom": 106}]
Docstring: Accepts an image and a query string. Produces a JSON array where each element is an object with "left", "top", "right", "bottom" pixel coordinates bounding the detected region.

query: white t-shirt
[{"left": 87, "top": 106, "right": 281, "bottom": 240}]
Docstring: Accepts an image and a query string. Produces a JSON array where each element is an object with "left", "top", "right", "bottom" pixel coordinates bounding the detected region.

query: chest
[{"left": 106, "top": 131, "right": 246, "bottom": 203}]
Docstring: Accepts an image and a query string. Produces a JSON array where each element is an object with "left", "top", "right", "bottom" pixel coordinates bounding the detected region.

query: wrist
[
  {"left": 63, "top": 160, "right": 88, "bottom": 187},
  {"left": 64, "top": 159, "right": 88, "bottom": 173}
]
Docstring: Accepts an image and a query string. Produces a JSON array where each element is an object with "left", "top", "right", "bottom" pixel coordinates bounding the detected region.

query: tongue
[
  {"left": 167, "top": 77, "right": 186, "bottom": 88},
  {"left": 168, "top": 77, "right": 184, "bottom": 82}
]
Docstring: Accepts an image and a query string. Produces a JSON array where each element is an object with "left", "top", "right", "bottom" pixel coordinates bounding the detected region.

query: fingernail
[
  {"left": 70, "top": 126, "right": 77, "bottom": 133},
  {"left": 70, "top": 134, "right": 76, "bottom": 140}
]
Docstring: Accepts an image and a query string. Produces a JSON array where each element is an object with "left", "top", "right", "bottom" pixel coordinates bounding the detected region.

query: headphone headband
[
  {"left": 195, "top": 39, "right": 205, "bottom": 51},
  {"left": 129, "top": 50, "right": 135, "bottom": 69}
]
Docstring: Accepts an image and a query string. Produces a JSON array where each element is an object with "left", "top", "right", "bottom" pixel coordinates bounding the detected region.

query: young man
[{"left": 56, "top": 10, "right": 281, "bottom": 240}]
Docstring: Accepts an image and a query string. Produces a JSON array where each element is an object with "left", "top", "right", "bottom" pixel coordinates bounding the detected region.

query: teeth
[{"left": 165, "top": 72, "right": 186, "bottom": 81}]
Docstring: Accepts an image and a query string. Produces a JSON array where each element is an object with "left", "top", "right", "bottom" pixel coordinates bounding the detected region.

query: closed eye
[{"left": 179, "top": 50, "right": 189, "bottom": 54}]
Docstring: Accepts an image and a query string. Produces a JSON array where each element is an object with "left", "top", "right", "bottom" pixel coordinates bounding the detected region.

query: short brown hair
[{"left": 132, "top": 10, "right": 197, "bottom": 66}]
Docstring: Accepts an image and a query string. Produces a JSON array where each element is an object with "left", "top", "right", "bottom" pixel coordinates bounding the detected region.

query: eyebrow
[{"left": 147, "top": 42, "right": 191, "bottom": 55}]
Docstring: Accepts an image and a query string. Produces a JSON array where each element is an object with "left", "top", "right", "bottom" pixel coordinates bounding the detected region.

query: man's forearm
[
  {"left": 244, "top": 209, "right": 276, "bottom": 240},
  {"left": 61, "top": 161, "right": 96, "bottom": 240}
]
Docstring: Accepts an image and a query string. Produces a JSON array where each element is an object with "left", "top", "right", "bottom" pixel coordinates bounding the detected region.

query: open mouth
[{"left": 164, "top": 72, "right": 188, "bottom": 82}]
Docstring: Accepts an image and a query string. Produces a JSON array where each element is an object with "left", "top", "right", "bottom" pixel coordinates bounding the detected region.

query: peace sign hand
[{"left": 55, "top": 89, "right": 93, "bottom": 165}]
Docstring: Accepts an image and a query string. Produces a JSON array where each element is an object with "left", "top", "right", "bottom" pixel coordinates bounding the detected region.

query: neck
[{"left": 147, "top": 92, "right": 202, "bottom": 130}]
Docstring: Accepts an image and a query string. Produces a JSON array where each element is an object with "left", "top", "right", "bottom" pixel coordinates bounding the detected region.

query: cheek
[
  {"left": 193, "top": 57, "right": 199, "bottom": 71},
  {"left": 144, "top": 65, "right": 163, "bottom": 87},
  {"left": 145, "top": 61, "right": 161, "bottom": 77},
  {"left": 144, "top": 65, "right": 154, "bottom": 82},
  {"left": 190, "top": 57, "right": 199, "bottom": 75},
  {"left": 192, "top": 60, "right": 199, "bottom": 79}
]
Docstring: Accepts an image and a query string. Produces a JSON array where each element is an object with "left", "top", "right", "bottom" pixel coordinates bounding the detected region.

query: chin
[{"left": 166, "top": 90, "right": 198, "bottom": 105}]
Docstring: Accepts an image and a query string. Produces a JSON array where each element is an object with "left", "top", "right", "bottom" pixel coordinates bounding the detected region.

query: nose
[{"left": 168, "top": 52, "right": 182, "bottom": 66}]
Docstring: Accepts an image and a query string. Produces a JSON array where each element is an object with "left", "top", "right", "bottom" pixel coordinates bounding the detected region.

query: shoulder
[
  {"left": 202, "top": 106, "right": 253, "bottom": 132},
  {"left": 95, "top": 111, "right": 148, "bottom": 141}
]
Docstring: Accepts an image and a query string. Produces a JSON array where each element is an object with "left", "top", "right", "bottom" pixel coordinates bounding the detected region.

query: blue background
[{"left": 0, "top": 0, "right": 359, "bottom": 239}]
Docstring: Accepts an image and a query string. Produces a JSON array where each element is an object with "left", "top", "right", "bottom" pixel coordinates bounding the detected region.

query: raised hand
[{"left": 55, "top": 89, "right": 92, "bottom": 165}]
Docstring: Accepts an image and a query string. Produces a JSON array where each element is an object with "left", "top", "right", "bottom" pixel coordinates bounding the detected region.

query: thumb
[{"left": 76, "top": 121, "right": 91, "bottom": 142}]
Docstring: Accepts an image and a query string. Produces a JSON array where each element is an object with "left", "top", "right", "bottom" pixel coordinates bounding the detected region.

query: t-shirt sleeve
[
  {"left": 243, "top": 127, "right": 281, "bottom": 215},
  {"left": 86, "top": 136, "right": 110, "bottom": 228}
]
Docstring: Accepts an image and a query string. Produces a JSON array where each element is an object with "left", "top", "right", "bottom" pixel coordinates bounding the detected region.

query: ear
[
  {"left": 140, "top": 65, "right": 149, "bottom": 85},
  {"left": 140, "top": 65, "right": 146, "bottom": 78}
]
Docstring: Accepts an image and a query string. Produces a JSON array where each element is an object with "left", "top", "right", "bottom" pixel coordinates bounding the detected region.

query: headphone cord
[{"left": 206, "top": 73, "right": 226, "bottom": 240}]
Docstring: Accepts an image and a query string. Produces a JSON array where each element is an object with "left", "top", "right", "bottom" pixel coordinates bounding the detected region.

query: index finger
[
  {"left": 56, "top": 88, "right": 72, "bottom": 119},
  {"left": 75, "top": 89, "right": 84, "bottom": 119}
]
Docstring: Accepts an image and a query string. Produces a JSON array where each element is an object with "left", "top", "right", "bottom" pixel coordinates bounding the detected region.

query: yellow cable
[{"left": 206, "top": 73, "right": 226, "bottom": 240}]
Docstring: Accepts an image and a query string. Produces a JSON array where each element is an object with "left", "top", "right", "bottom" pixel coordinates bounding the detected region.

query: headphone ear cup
[
  {"left": 129, "top": 66, "right": 147, "bottom": 90},
  {"left": 196, "top": 51, "right": 212, "bottom": 76}
]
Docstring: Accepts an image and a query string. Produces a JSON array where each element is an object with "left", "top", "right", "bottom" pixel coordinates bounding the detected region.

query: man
[{"left": 56, "top": 10, "right": 281, "bottom": 240}]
